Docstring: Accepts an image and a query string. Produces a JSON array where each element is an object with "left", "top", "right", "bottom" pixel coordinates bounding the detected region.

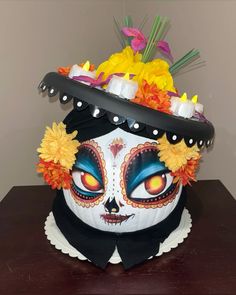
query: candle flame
[
  {"left": 124, "top": 72, "right": 130, "bottom": 80},
  {"left": 180, "top": 92, "right": 188, "bottom": 102},
  {"left": 191, "top": 95, "right": 198, "bottom": 104},
  {"left": 83, "top": 61, "right": 90, "bottom": 71}
]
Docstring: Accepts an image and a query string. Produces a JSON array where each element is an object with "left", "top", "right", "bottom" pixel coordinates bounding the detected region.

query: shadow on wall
[
  {"left": 40, "top": 90, "right": 74, "bottom": 113},
  {"left": 199, "top": 125, "right": 236, "bottom": 199}
]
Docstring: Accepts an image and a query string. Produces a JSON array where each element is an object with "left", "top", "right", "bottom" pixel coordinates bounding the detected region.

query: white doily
[{"left": 44, "top": 208, "right": 192, "bottom": 264}]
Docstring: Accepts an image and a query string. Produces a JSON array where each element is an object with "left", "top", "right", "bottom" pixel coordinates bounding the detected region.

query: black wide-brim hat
[{"left": 39, "top": 72, "right": 215, "bottom": 148}]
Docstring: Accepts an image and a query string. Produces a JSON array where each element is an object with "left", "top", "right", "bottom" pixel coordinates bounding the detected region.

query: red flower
[
  {"left": 171, "top": 156, "right": 201, "bottom": 186},
  {"left": 131, "top": 80, "right": 172, "bottom": 114},
  {"left": 37, "top": 159, "right": 72, "bottom": 190}
]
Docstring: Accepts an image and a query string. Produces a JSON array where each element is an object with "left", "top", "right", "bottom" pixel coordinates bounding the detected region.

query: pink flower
[
  {"left": 122, "top": 27, "right": 147, "bottom": 51},
  {"left": 157, "top": 40, "right": 173, "bottom": 62}
]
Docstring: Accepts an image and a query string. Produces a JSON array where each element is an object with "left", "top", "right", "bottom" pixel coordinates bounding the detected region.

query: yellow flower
[
  {"left": 96, "top": 46, "right": 143, "bottom": 80},
  {"left": 138, "top": 59, "right": 175, "bottom": 92},
  {"left": 157, "top": 134, "right": 200, "bottom": 172},
  {"left": 37, "top": 122, "right": 80, "bottom": 170},
  {"left": 96, "top": 46, "right": 175, "bottom": 92}
]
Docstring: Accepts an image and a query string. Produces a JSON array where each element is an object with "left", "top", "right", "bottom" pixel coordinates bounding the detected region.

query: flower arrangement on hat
[{"left": 37, "top": 15, "right": 208, "bottom": 188}]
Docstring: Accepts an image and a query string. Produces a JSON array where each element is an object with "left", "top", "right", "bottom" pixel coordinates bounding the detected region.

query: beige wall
[
  {"left": 0, "top": 0, "right": 235, "bottom": 200},
  {"left": 0, "top": 0, "right": 123, "bottom": 200}
]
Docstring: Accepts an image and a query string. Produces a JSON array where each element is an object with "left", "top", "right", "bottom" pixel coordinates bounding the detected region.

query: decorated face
[{"left": 63, "top": 128, "right": 182, "bottom": 232}]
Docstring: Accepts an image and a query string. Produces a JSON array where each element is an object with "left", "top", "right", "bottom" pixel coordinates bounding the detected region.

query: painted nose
[{"left": 104, "top": 198, "right": 119, "bottom": 213}]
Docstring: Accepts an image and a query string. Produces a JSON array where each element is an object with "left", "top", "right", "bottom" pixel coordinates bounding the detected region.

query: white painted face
[{"left": 63, "top": 128, "right": 182, "bottom": 232}]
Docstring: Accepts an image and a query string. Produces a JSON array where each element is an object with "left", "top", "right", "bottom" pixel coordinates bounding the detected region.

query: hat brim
[{"left": 39, "top": 72, "right": 215, "bottom": 148}]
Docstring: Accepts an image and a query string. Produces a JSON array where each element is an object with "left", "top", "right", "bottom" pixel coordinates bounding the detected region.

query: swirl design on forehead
[
  {"left": 70, "top": 140, "right": 107, "bottom": 208},
  {"left": 120, "top": 142, "right": 180, "bottom": 209}
]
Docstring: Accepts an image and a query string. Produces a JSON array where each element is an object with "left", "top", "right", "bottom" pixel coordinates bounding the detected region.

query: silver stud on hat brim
[
  {"left": 113, "top": 116, "right": 119, "bottom": 123},
  {"left": 59, "top": 93, "right": 73, "bottom": 104},
  {"left": 134, "top": 123, "right": 140, "bottom": 129},
  {"left": 42, "top": 85, "right": 47, "bottom": 92},
  {"left": 183, "top": 137, "right": 196, "bottom": 147},
  {"left": 153, "top": 129, "right": 159, "bottom": 136},
  {"left": 89, "top": 105, "right": 106, "bottom": 118},
  {"left": 172, "top": 135, "right": 177, "bottom": 141},
  {"left": 38, "top": 81, "right": 44, "bottom": 90},
  {"left": 166, "top": 133, "right": 182, "bottom": 144},
  {"left": 48, "top": 87, "right": 58, "bottom": 97},
  {"left": 206, "top": 138, "right": 214, "bottom": 148},
  {"left": 73, "top": 98, "right": 89, "bottom": 111},
  {"left": 77, "top": 101, "right": 83, "bottom": 107},
  {"left": 146, "top": 126, "right": 164, "bottom": 139},
  {"left": 107, "top": 112, "right": 126, "bottom": 125}
]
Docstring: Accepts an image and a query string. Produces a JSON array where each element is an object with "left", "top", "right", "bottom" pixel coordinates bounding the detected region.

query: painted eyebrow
[
  {"left": 74, "top": 147, "right": 103, "bottom": 185},
  {"left": 125, "top": 150, "right": 168, "bottom": 195}
]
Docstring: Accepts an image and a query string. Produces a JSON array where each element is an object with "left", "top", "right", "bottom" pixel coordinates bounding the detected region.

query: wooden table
[{"left": 0, "top": 180, "right": 235, "bottom": 295}]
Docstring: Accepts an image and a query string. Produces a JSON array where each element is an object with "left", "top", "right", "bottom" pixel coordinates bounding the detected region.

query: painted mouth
[{"left": 100, "top": 213, "right": 134, "bottom": 225}]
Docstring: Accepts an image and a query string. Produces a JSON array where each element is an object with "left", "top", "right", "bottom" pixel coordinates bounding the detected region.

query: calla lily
[
  {"left": 122, "top": 27, "right": 173, "bottom": 62},
  {"left": 157, "top": 40, "right": 173, "bottom": 62},
  {"left": 121, "top": 27, "right": 147, "bottom": 51}
]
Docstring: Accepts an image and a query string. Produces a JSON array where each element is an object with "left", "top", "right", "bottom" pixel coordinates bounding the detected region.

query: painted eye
[
  {"left": 129, "top": 173, "right": 174, "bottom": 203},
  {"left": 81, "top": 172, "right": 101, "bottom": 191},
  {"left": 72, "top": 170, "right": 103, "bottom": 193},
  {"left": 145, "top": 174, "right": 166, "bottom": 195}
]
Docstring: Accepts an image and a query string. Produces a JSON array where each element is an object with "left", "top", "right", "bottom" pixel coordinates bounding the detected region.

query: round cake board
[{"left": 44, "top": 208, "right": 192, "bottom": 264}]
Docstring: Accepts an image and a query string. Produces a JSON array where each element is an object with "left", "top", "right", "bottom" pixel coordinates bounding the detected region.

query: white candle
[
  {"left": 195, "top": 103, "right": 204, "bottom": 114},
  {"left": 178, "top": 100, "right": 195, "bottom": 118},
  {"left": 171, "top": 93, "right": 195, "bottom": 119},
  {"left": 68, "top": 61, "right": 96, "bottom": 84},
  {"left": 192, "top": 95, "right": 204, "bottom": 114},
  {"left": 106, "top": 73, "right": 138, "bottom": 100},
  {"left": 106, "top": 76, "right": 123, "bottom": 96},
  {"left": 170, "top": 96, "right": 181, "bottom": 114}
]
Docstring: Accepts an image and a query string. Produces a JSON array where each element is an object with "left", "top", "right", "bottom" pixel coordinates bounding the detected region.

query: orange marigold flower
[
  {"left": 131, "top": 80, "right": 172, "bottom": 114},
  {"left": 57, "top": 66, "right": 71, "bottom": 76},
  {"left": 37, "top": 159, "right": 72, "bottom": 190},
  {"left": 171, "top": 156, "right": 201, "bottom": 186}
]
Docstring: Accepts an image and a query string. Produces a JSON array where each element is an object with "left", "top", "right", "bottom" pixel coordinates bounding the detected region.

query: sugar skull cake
[{"left": 37, "top": 16, "right": 214, "bottom": 269}]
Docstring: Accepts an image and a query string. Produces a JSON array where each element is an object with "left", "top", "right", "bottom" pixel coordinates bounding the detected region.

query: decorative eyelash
[
  {"left": 131, "top": 182, "right": 177, "bottom": 204},
  {"left": 71, "top": 181, "right": 102, "bottom": 200}
]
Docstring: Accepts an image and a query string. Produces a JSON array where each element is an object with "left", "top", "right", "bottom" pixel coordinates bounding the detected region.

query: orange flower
[
  {"left": 171, "top": 156, "right": 201, "bottom": 186},
  {"left": 37, "top": 159, "right": 72, "bottom": 190},
  {"left": 131, "top": 80, "right": 171, "bottom": 114},
  {"left": 57, "top": 66, "right": 71, "bottom": 76}
]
